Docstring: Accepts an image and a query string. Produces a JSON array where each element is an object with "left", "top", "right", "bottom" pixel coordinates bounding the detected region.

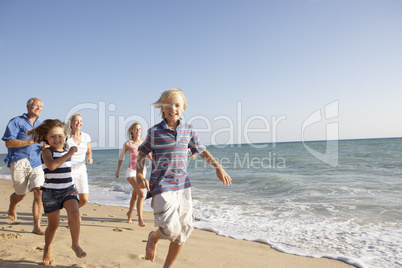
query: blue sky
[{"left": 1, "top": 0, "right": 401, "bottom": 153}]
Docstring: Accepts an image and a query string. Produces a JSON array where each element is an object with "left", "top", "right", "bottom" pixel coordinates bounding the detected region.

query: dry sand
[{"left": 0, "top": 179, "right": 354, "bottom": 267}]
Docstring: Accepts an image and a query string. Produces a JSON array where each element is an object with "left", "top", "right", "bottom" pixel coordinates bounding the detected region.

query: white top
[{"left": 66, "top": 132, "right": 91, "bottom": 164}]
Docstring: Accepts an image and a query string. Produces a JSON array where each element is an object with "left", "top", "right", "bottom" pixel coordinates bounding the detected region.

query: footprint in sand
[
  {"left": 113, "top": 228, "right": 123, "bottom": 232},
  {"left": 0, "top": 233, "right": 23, "bottom": 240}
]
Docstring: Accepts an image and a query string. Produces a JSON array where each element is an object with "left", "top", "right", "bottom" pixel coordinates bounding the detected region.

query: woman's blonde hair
[
  {"left": 127, "top": 122, "right": 141, "bottom": 140},
  {"left": 153, "top": 88, "right": 187, "bottom": 119},
  {"left": 66, "top": 113, "right": 82, "bottom": 137},
  {"left": 27, "top": 119, "right": 67, "bottom": 144}
]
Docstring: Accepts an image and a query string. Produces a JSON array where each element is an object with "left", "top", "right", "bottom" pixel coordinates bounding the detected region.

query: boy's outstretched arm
[
  {"left": 199, "top": 150, "right": 232, "bottom": 186},
  {"left": 136, "top": 152, "right": 150, "bottom": 191}
]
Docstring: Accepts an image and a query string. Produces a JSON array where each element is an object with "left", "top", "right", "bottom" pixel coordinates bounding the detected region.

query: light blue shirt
[{"left": 2, "top": 113, "right": 42, "bottom": 168}]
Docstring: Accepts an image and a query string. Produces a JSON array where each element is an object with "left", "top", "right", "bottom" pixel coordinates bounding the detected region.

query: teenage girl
[
  {"left": 27, "top": 119, "right": 86, "bottom": 265},
  {"left": 115, "top": 122, "right": 151, "bottom": 226}
]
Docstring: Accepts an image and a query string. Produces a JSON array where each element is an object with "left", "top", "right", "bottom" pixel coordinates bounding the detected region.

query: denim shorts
[{"left": 42, "top": 185, "right": 79, "bottom": 214}]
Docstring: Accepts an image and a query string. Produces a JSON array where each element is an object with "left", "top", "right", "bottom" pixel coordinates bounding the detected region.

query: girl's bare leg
[
  {"left": 127, "top": 177, "right": 138, "bottom": 224},
  {"left": 64, "top": 199, "right": 86, "bottom": 258},
  {"left": 43, "top": 210, "right": 60, "bottom": 265},
  {"left": 135, "top": 188, "right": 146, "bottom": 227}
]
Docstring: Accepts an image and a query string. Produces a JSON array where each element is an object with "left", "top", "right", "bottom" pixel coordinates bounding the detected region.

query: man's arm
[{"left": 5, "top": 139, "right": 35, "bottom": 149}]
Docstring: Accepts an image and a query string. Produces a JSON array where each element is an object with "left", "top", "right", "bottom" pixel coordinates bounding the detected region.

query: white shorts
[
  {"left": 151, "top": 188, "right": 193, "bottom": 245},
  {"left": 10, "top": 158, "right": 44, "bottom": 195},
  {"left": 71, "top": 163, "right": 89, "bottom": 194},
  {"left": 125, "top": 167, "right": 146, "bottom": 178}
]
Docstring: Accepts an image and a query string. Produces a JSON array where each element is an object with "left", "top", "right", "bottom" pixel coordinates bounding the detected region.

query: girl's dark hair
[{"left": 26, "top": 119, "right": 67, "bottom": 144}]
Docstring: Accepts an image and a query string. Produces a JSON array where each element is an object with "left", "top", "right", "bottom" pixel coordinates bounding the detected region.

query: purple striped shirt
[{"left": 138, "top": 119, "right": 206, "bottom": 197}]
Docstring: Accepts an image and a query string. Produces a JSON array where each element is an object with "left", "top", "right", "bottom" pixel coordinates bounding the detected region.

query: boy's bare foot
[
  {"left": 72, "top": 245, "right": 87, "bottom": 258},
  {"left": 146, "top": 231, "right": 158, "bottom": 262},
  {"left": 43, "top": 247, "right": 53, "bottom": 265},
  {"left": 32, "top": 227, "right": 45, "bottom": 235},
  {"left": 8, "top": 208, "right": 17, "bottom": 221}
]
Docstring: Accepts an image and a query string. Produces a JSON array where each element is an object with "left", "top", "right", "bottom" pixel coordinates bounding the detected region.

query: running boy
[
  {"left": 27, "top": 119, "right": 86, "bottom": 265},
  {"left": 136, "top": 88, "right": 232, "bottom": 267}
]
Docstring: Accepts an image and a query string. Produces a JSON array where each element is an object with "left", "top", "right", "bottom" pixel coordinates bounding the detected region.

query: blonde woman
[
  {"left": 66, "top": 113, "right": 93, "bottom": 208},
  {"left": 115, "top": 122, "right": 151, "bottom": 226}
]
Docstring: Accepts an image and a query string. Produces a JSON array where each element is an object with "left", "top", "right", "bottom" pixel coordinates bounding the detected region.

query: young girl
[
  {"left": 66, "top": 113, "right": 93, "bottom": 208},
  {"left": 115, "top": 122, "right": 151, "bottom": 226},
  {"left": 27, "top": 119, "right": 86, "bottom": 265},
  {"left": 136, "top": 88, "right": 232, "bottom": 267}
]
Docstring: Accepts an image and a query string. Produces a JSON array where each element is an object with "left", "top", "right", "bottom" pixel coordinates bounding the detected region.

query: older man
[{"left": 2, "top": 97, "right": 45, "bottom": 235}]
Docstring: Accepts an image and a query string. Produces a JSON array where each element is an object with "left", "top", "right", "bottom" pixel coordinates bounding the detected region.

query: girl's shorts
[
  {"left": 151, "top": 188, "right": 193, "bottom": 245},
  {"left": 42, "top": 185, "right": 79, "bottom": 214},
  {"left": 125, "top": 167, "right": 146, "bottom": 178}
]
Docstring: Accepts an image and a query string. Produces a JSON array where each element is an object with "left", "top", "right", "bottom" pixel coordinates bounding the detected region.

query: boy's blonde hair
[
  {"left": 153, "top": 88, "right": 187, "bottom": 119},
  {"left": 127, "top": 122, "right": 141, "bottom": 140},
  {"left": 27, "top": 119, "right": 67, "bottom": 144}
]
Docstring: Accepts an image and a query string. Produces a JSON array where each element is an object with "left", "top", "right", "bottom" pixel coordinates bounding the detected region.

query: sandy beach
[{"left": 0, "top": 179, "right": 354, "bottom": 268}]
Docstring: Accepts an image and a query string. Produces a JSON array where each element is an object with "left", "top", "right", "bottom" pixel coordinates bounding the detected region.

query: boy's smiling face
[{"left": 162, "top": 93, "right": 185, "bottom": 126}]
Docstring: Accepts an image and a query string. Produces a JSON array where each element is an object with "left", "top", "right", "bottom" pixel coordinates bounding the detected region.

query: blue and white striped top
[
  {"left": 138, "top": 119, "right": 206, "bottom": 197},
  {"left": 42, "top": 148, "right": 74, "bottom": 190}
]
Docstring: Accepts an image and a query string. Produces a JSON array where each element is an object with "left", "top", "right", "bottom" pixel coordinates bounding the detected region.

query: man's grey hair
[{"left": 26, "top": 97, "right": 43, "bottom": 107}]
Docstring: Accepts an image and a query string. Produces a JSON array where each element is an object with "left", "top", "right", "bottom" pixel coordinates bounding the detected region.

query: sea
[{"left": 1, "top": 138, "right": 401, "bottom": 268}]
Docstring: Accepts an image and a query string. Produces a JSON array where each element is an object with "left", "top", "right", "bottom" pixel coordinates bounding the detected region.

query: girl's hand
[{"left": 87, "top": 158, "right": 93, "bottom": 165}]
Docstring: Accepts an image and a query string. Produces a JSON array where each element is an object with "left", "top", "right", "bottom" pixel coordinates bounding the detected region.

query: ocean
[{"left": 1, "top": 138, "right": 401, "bottom": 268}]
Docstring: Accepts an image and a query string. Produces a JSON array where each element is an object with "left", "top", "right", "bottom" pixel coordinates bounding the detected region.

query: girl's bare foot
[
  {"left": 72, "top": 245, "right": 87, "bottom": 258},
  {"left": 126, "top": 212, "right": 133, "bottom": 224},
  {"left": 146, "top": 231, "right": 158, "bottom": 262},
  {"left": 43, "top": 247, "right": 53, "bottom": 265},
  {"left": 138, "top": 219, "right": 145, "bottom": 227}
]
